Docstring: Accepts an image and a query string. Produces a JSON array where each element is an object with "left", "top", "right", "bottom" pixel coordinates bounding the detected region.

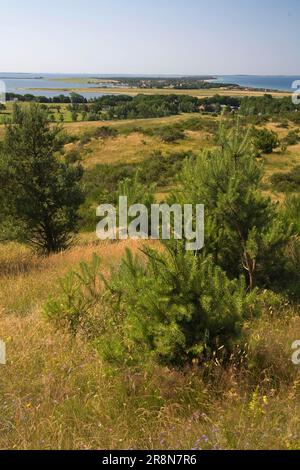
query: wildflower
[{"left": 262, "top": 395, "right": 268, "bottom": 405}]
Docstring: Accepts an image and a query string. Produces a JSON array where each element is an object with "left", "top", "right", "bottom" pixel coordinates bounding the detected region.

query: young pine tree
[
  {"left": 102, "top": 244, "right": 260, "bottom": 366},
  {"left": 173, "top": 121, "right": 291, "bottom": 290},
  {"left": 0, "top": 104, "right": 84, "bottom": 254}
]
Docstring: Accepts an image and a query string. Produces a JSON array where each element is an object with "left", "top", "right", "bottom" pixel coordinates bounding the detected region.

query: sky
[{"left": 0, "top": 0, "right": 299, "bottom": 75}]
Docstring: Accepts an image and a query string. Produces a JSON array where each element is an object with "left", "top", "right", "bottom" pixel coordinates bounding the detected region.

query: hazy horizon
[{"left": 1, "top": 73, "right": 300, "bottom": 77}]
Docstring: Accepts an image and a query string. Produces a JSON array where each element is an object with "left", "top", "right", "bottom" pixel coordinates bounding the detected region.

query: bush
[
  {"left": 139, "top": 151, "right": 192, "bottom": 186},
  {"left": 252, "top": 128, "right": 279, "bottom": 155},
  {"left": 57, "top": 131, "right": 79, "bottom": 146},
  {"left": 271, "top": 166, "right": 300, "bottom": 193},
  {"left": 282, "top": 130, "right": 300, "bottom": 147},
  {"left": 87, "top": 113, "right": 100, "bottom": 121},
  {"left": 158, "top": 126, "right": 185, "bottom": 143},
  {"left": 284, "top": 194, "right": 300, "bottom": 234},
  {"left": 65, "top": 148, "right": 82, "bottom": 164},
  {"left": 80, "top": 132, "right": 93, "bottom": 145},
  {"left": 93, "top": 126, "right": 118, "bottom": 139},
  {"left": 102, "top": 245, "right": 260, "bottom": 367}
]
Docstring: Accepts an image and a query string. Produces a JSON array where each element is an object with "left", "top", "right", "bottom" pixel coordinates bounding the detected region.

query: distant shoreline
[
  {"left": 1, "top": 74, "right": 297, "bottom": 97},
  {"left": 0, "top": 76, "right": 44, "bottom": 80}
]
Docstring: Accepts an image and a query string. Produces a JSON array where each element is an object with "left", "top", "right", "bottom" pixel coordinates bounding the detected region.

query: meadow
[
  {"left": 1, "top": 236, "right": 300, "bottom": 450},
  {"left": 0, "top": 102, "right": 77, "bottom": 125},
  {"left": 0, "top": 100, "right": 300, "bottom": 450},
  {"left": 30, "top": 86, "right": 290, "bottom": 98}
]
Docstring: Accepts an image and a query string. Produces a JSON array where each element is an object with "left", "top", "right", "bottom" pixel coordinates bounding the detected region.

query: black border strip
[{"left": 0, "top": 450, "right": 298, "bottom": 466}]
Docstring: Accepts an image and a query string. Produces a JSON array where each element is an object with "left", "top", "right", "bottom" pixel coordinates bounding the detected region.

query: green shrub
[
  {"left": 282, "top": 130, "right": 300, "bottom": 147},
  {"left": 118, "top": 173, "right": 155, "bottom": 207},
  {"left": 57, "top": 131, "right": 79, "bottom": 146},
  {"left": 252, "top": 128, "right": 279, "bottom": 155},
  {"left": 87, "top": 113, "right": 100, "bottom": 121},
  {"left": 284, "top": 194, "right": 300, "bottom": 234},
  {"left": 158, "top": 126, "right": 185, "bottom": 143},
  {"left": 139, "top": 151, "right": 192, "bottom": 187},
  {"left": 80, "top": 132, "right": 93, "bottom": 145},
  {"left": 102, "top": 245, "right": 260, "bottom": 367},
  {"left": 271, "top": 166, "right": 300, "bottom": 193},
  {"left": 65, "top": 148, "right": 82, "bottom": 164},
  {"left": 93, "top": 126, "right": 118, "bottom": 139}
]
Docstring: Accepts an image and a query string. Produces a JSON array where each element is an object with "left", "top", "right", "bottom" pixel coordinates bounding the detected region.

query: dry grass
[
  {"left": 0, "top": 239, "right": 148, "bottom": 316},
  {"left": 1, "top": 290, "right": 300, "bottom": 449},
  {"left": 29, "top": 86, "right": 291, "bottom": 98},
  {"left": 59, "top": 114, "right": 214, "bottom": 167},
  {"left": 62, "top": 113, "right": 211, "bottom": 137},
  {"left": 256, "top": 122, "right": 300, "bottom": 201},
  {"left": 0, "top": 240, "right": 300, "bottom": 449},
  {"left": 79, "top": 130, "right": 211, "bottom": 167}
]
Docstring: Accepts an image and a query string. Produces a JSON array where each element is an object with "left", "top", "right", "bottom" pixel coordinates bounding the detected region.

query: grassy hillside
[
  {"left": 0, "top": 108, "right": 300, "bottom": 450},
  {"left": 1, "top": 239, "right": 300, "bottom": 449}
]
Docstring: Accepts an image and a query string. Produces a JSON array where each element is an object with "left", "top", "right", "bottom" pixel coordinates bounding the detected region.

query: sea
[
  {"left": 213, "top": 75, "right": 299, "bottom": 92},
  {"left": 0, "top": 73, "right": 299, "bottom": 98}
]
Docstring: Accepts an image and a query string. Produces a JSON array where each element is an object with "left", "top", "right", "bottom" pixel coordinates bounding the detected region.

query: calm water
[
  {"left": 0, "top": 73, "right": 299, "bottom": 98},
  {"left": 0, "top": 73, "right": 109, "bottom": 98},
  {"left": 213, "top": 75, "right": 300, "bottom": 92}
]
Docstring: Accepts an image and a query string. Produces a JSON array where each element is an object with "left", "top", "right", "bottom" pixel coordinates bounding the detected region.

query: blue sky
[{"left": 1, "top": 0, "right": 299, "bottom": 74}]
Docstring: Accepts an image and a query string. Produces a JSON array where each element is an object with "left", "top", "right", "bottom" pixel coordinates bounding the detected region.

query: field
[
  {"left": 62, "top": 115, "right": 300, "bottom": 200},
  {"left": 64, "top": 115, "right": 214, "bottom": 167},
  {"left": 0, "top": 106, "right": 300, "bottom": 450},
  {"left": 29, "top": 86, "right": 291, "bottom": 98},
  {"left": 0, "top": 102, "right": 77, "bottom": 125}
]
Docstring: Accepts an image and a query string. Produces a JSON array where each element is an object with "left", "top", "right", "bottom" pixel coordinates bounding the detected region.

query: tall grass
[{"left": 0, "top": 241, "right": 300, "bottom": 449}]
